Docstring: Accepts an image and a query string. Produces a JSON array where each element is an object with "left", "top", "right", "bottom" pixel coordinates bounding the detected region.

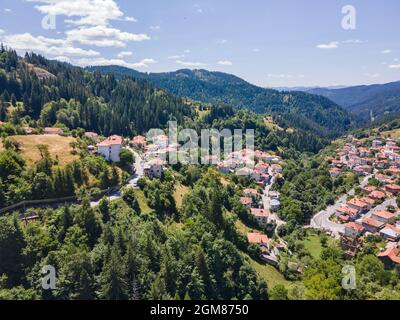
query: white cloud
[
  {"left": 394, "top": 58, "right": 399, "bottom": 62},
  {"left": 176, "top": 60, "right": 207, "bottom": 68},
  {"left": 150, "top": 25, "right": 160, "bottom": 30},
  {"left": 253, "top": 48, "right": 260, "bottom": 52},
  {"left": 77, "top": 57, "right": 157, "bottom": 69},
  {"left": 28, "top": 0, "right": 126, "bottom": 26},
  {"left": 364, "top": 73, "right": 381, "bottom": 78},
  {"left": 389, "top": 64, "right": 400, "bottom": 69},
  {"left": 218, "top": 39, "right": 228, "bottom": 45},
  {"left": 0, "top": 29, "right": 5, "bottom": 35},
  {"left": 0, "top": 32, "right": 100, "bottom": 57},
  {"left": 184, "top": 49, "right": 191, "bottom": 54},
  {"left": 125, "top": 16, "right": 137, "bottom": 22},
  {"left": 117, "top": 51, "right": 133, "bottom": 58},
  {"left": 218, "top": 60, "right": 232, "bottom": 66},
  {"left": 168, "top": 54, "right": 185, "bottom": 59},
  {"left": 316, "top": 41, "right": 339, "bottom": 49},
  {"left": 4, "top": 8, "right": 11, "bottom": 12},
  {"left": 65, "top": 26, "right": 150, "bottom": 47},
  {"left": 342, "top": 39, "right": 367, "bottom": 44},
  {"left": 381, "top": 49, "right": 392, "bottom": 54}
]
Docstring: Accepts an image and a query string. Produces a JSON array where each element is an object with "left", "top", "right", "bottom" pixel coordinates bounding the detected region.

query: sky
[{"left": 0, "top": 0, "right": 399, "bottom": 87}]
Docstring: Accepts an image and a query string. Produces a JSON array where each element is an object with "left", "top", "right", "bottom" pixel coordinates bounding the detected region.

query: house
[
  {"left": 0, "top": 121, "right": 5, "bottom": 126},
  {"left": 144, "top": 158, "right": 165, "bottom": 179},
  {"left": 347, "top": 198, "right": 370, "bottom": 213},
  {"left": 335, "top": 205, "right": 359, "bottom": 220},
  {"left": 85, "top": 132, "right": 99, "bottom": 141},
  {"left": 243, "top": 188, "right": 260, "bottom": 200},
  {"left": 344, "top": 222, "right": 365, "bottom": 238},
  {"left": 132, "top": 135, "right": 146, "bottom": 149},
  {"left": 385, "top": 184, "right": 400, "bottom": 195},
  {"left": 361, "top": 217, "right": 385, "bottom": 233},
  {"left": 379, "top": 225, "right": 400, "bottom": 242},
  {"left": 372, "top": 139, "right": 383, "bottom": 148},
  {"left": 361, "top": 185, "right": 377, "bottom": 195},
  {"left": 329, "top": 168, "right": 342, "bottom": 177},
  {"left": 371, "top": 210, "right": 396, "bottom": 224},
  {"left": 97, "top": 135, "right": 123, "bottom": 162},
  {"left": 270, "top": 199, "right": 280, "bottom": 212},
  {"left": 269, "top": 191, "right": 280, "bottom": 200},
  {"left": 240, "top": 197, "right": 253, "bottom": 208},
  {"left": 378, "top": 246, "right": 400, "bottom": 269},
  {"left": 369, "top": 190, "right": 386, "bottom": 200},
  {"left": 247, "top": 233, "right": 269, "bottom": 246},
  {"left": 250, "top": 208, "right": 270, "bottom": 224},
  {"left": 44, "top": 127, "right": 63, "bottom": 135}
]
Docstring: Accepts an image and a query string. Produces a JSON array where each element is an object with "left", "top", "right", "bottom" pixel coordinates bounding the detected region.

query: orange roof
[
  {"left": 85, "top": 132, "right": 98, "bottom": 138},
  {"left": 247, "top": 233, "right": 269, "bottom": 244},
  {"left": 369, "top": 191, "right": 386, "bottom": 199},
  {"left": 347, "top": 198, "right": 369, "bottom": 209},
  {"left": 386, "top": 184, "right": 400, "bottom": 191},
  {"left": 345, "top": 222, "right": 365, "bottom": 232},
  {"left": 359, "top": 197, "right": 375, "bottom": 205},
  {"left": 250, "top": 208, "right": 269, "bottom": 218},
  {"left": 336, "top": 205, "right": 359, "bottom": 215},
  {"left": 244, "top": 188, "right": 259, "bottom": 195},
  {"left": 372, "top": 210, "right": 395, "bottom": 220},
  {"left": 133, "top": 135, "right": 146, "bottom": 144},
  {"left": 97, "top": 135, "right": 123, "bottom": 147},
  {"left": 378, "top": 247, "right": 400, "bottom": 264},
  {"left": 240, "top": 197, "right": 253, "bottom": 205},
  {"left": 362, "top": 217, "right": 385, "bottom": 228}
]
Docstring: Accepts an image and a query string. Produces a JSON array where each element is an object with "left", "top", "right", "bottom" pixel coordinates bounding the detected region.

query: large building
[{"left": 97, "top": 135, "right": 123, "bottom": 162}]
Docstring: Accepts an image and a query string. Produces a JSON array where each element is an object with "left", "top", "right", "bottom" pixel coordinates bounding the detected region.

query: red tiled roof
[
  {"left": 44, "top": 127, "right": 62, "bottom": 134},
  {"left": 336, "top": 205, "right": 359, "bottom": 216},
  {"left": 372, "top": 210, "right": 395, "bottom": 220},
  {"left": 362, "top": 217, "right": 385, "bottom": 229},
  {"left": 369, "top": 190, "right": 386, "bottom": 199},
  {"left": 97, "top": 135, "right": 123, "bottom": 147},
  {"left": 240, "top": 197, "right": 253, "bottom": 205},
  {"left": 347, "top": 198, "right": 369, "bottom": 209},
  {"left": 247, "top": 233, "right": 269, "bottom": 244},
  {"left": 378, "top": 246, "right": 400, "bottom": 264},
  {"left": 250, "top": 208, "right": 269, "bottom": 218},
  {"left": 243, "top": 188, "right": 259, "bottom": 195},
  {"left": 345, "top": 222, "right": 365, "bottom": 232}
]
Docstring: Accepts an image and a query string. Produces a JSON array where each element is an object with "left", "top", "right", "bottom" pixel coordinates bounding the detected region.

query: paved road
[
  {"left": 90, "top": 148, "right": 144, "bottom": 207},
  {"left": 310, "top": 174, "right": 373, "bottom": 236}
]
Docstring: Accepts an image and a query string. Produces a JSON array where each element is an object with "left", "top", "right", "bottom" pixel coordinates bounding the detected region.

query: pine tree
[{"left": 99, "top": 244, "right": 128, "bottom": 300}]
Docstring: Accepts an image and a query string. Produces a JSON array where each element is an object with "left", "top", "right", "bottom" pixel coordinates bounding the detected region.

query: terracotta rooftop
[
  {"left": 247, "top": 233, "right": 269, "bottom": 245},
  {"left": 97, "top": 135, "right": 123, "bottom": 147}
]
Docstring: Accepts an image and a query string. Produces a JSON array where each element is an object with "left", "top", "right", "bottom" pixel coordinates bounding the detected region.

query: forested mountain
[
  {"left": 0, "top": 46, "right": 193, "bottom": 136},
  {"left": 305, "top": 81, "right": 400, "bottom": 122},
  {"left": 87, "top": 66, "right": 354, "bottom": 139}
]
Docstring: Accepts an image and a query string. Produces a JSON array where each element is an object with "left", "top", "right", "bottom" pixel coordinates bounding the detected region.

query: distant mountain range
[
  {"left": 87, "top": 66, "right": 354, "bottom": 139},
  {"left": 271, "top": 82, "right": 400, "bottom": 122}
]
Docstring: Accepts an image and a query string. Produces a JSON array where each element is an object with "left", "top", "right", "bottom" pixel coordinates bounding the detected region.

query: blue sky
[{"left": 0, "top": 0, "right": 399, "bottom": 87}]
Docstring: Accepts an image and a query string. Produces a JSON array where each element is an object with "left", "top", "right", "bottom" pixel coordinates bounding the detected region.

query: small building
[
  {"left": 270, "top": 199, "right": 280, "bottom": 212},
  {"left": 243, "top": 188, "right": 260, "bottom": 200},
  {"left": 97, "top": 135, "right": 123, "bottom": 162},
  {"left": 385, "top": 184, "right": 400, "bottom": 195},
  {"left": 344, "top": 222, "right": 365, "bottom": 238},
  {"left": 85, "top": 132, "right": 99, "bottom": 141},
  {"left": 250, "top": 208, "right": 270, "bottom": 225},
  {"left": 361, "top": 217, "right": 385, "bottom": 234},
  {"left": 371, "top": 210, "right": 396, "bottom": 224},
  {"left": 379, "top": 225, "right": 400, "bottom": 242},
  {"left": 24, "top": 127, "right": 34, "bottom": 135},
  {"left": 378, "top": 246, "right": 400, "bottom": 269},
  {"left": 347, "top": 198, "right": 370, "bottom": 213},
  {"left": 44, "top": 127, "right": 63, "bottom": 135},
  {"left": 247, "top": 232, "right": 269, "bottom": 246},
  {"left": 240, "top": 197, "right": 253, "bottom": 208},
  {"left": 132, "top": 135, "right": 147, "bottom": 149},
  {"left": 369, "top": 190, "right": 386, "bottom": 200},
  {"left": 144, "top": 158, "right": 165, "bottom": 179},
  {"left": 268, "top": 191, "right": 280, "bottom": 200}
]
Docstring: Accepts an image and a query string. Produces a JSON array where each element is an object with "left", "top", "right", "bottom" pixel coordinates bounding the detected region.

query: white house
[
  {"left": 144, "top": 158, "right": 165, "bottom": 178},
  {"left": 97, "top": 135, "right": 123, "bottom": 162}
]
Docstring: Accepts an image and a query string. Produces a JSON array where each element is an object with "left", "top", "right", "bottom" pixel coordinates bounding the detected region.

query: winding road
[
  {"left": 90, "top": 148, "right": 144, "bottom": 208},
  {"left": 310, "top": 174, "right": 373, "bottom": 236}
]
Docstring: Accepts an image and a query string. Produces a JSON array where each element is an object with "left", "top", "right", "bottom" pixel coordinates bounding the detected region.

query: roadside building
[
  {"left": 250, "top": 208, "right": 270, "bottom": 225},
  {"left": 44, "top": 127, "right": 63, "bottom": 135},
  {"left": 371, "top": 210, "right": 396, "bottom": 224},
  {"left": 97, "top": 135, "right": 123, "bottom": 162},
  {"left": 362, "top": 217, "right": 385, "bottom": 233},
  {"left": 378, "top": 246, "right": 400, "bottom": 269},
  {"left": 379, "top": 225, "right": 400, "bottom": 242}
]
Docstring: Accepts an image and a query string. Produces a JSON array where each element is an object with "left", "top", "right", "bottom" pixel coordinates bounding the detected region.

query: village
[{"left": 320, "top": 135, "right": 400, "bottom": 268}]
